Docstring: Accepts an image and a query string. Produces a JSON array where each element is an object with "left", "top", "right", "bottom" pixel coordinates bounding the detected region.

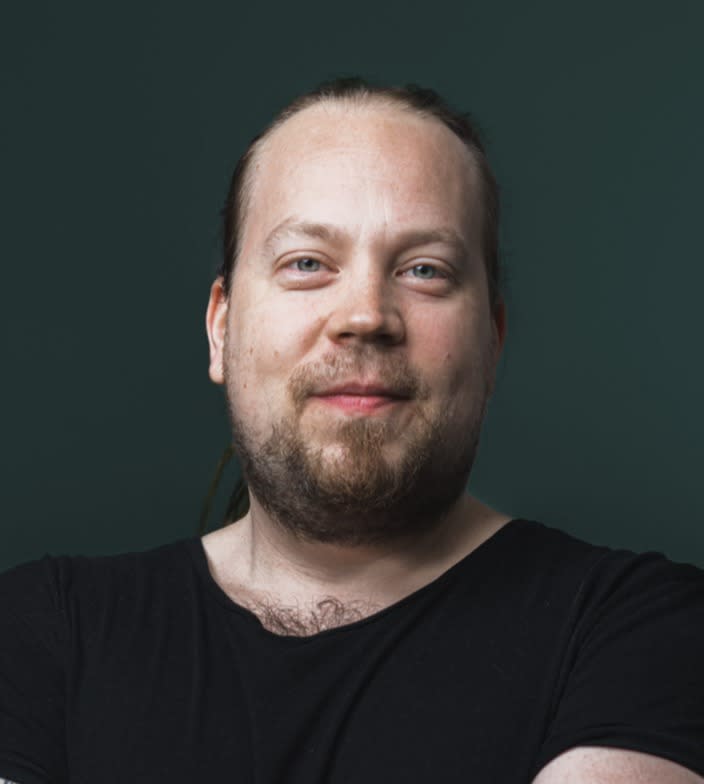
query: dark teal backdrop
[{"left": 2, "top": 1, "right": 703, "bottom": 569}]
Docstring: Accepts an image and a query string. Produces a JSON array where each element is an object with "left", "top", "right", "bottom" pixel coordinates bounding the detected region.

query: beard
[{"left": 224, "top": 344, "right": 494, "bottom": 548}]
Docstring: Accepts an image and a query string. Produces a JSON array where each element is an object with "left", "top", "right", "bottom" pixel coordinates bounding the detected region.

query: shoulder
[
  {"left": 504, "top": 518, "right": 704, "bottom": 600},
  {"left": 519, "top": 521, "right": 704, "bottom": 781},
  {"left": 533, "top": 521, "right": 704, "bottom": 648},
  {"left": 0, "top": 538, "right": 200, "bottom": 629}
]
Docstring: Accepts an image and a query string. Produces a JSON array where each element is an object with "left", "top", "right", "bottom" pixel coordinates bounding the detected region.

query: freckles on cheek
[
  {"left": 418, "top": 325, "right": 465, "bottom": 367},
  {"left": 247, "top": 333, "right": 294, "bottom": 374},
  {"left": 439, "top": 337, "right": 482, "bottom": 391}
]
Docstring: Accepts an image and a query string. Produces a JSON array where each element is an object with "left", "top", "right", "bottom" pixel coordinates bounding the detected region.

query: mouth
[{"left": 310, "top": 383, "right": 411, "bottom": 414}]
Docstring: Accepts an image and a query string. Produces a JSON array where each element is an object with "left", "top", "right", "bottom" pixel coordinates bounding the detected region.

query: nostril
[{"left": 325, "top": 292, "right": 406, "bottom": 345}]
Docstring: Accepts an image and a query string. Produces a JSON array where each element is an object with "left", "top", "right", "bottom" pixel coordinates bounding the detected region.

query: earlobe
[{"left": 206, "top": 277, "right": 228, "bottom": 385}]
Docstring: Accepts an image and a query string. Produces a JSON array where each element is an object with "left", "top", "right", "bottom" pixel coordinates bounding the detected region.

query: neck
[{"left": 202, "top": 492, "right": 510, "bottom": 614}]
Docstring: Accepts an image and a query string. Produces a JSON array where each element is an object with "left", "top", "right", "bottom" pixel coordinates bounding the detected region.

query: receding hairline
[{"left": 236, "top": 94, "right": 483, "bottom": 255}]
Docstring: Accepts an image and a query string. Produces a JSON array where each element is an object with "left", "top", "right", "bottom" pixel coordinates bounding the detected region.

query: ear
[{"left": 205, "top": 277, "right": 228, "bottom": 384}]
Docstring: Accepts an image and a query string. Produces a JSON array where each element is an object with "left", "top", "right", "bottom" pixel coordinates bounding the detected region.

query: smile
[{"left": 311, "top": 394, "right": 406, "bottom": 414}]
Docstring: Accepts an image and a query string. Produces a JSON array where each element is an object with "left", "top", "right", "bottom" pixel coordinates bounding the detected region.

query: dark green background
[{"left": 2, "top": 1, "right": 703, "bottom": 570}]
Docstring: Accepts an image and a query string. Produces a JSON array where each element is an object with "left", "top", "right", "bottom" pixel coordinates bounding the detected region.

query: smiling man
[
  {"left": 1, "top": 78, "right": 704, "bottom": 784},
  {"left": 207, "top": 84, "right": 505, "bottom": 560}
]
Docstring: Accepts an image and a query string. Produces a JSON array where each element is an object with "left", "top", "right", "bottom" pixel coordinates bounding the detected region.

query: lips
[
  {"left": 309, "top": 381, "right": 410, "bottom": 414},
  {"left": 313, "top": 382, "right": 409, "bottom": 398}
]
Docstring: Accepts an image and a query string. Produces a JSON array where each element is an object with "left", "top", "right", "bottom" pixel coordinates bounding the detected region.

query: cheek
[
  {"left": 226, "top": 289, "right": 325, "bottom": 397},
  {"left": 411, "top": 308, "right": 483, "bottom": 390}
]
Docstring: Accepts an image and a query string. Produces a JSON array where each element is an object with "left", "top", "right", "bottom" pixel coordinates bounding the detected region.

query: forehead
[{"left": 241, "top": 101, "right": 482, "bottom": 254}]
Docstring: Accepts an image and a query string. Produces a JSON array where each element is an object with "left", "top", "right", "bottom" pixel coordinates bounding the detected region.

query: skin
[
  {"left": 205, "top": 100, "right": 510, "bottom": 616},
  {"left": 203, "top": 100, "right": 703, "bottom": 783},
  {"left": 532, "top": 747, "right": 704, "bottom": 783}
]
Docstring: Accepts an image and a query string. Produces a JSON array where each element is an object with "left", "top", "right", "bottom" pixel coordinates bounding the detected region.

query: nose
[{"left": 325, "top": 267, "right": 405, "bottom": 346}]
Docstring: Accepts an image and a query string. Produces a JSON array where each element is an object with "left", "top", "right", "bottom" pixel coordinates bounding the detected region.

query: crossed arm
[
  {"left": 532, "top": 747, "right": 704, "bottom": 783},
  {"left": 1, "top": 751, "right": 703, "bottom": 784}
]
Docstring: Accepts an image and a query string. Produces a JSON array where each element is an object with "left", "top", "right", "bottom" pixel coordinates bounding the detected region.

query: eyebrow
[
  {"left": 262, "top": 217, "right": 471, "bottom": 260},
  {"left": 262, "top": 218, "right": 347, "bottom": 255}
]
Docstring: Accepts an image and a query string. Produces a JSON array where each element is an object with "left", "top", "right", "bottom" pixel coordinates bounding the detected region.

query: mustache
[{"left": 288, "top": 349, "right": 427, "bottom": 407}]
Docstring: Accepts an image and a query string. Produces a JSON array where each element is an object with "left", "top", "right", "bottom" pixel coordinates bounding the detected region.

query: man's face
[{"left": 206, "top": 101, "right": 506, "bottom": 545}]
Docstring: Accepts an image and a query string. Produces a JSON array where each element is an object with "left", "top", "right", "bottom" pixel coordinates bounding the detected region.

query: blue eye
[
  {"left": 411, "top": 264, "right": 442, "bottom": 279},
  {"left": 293, "top": 257, "right": 321, "bottom": 272}
]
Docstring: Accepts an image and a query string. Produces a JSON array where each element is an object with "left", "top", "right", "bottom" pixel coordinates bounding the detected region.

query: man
[{"left": 1, "top": 78, "right": 703, "bottom": 783}]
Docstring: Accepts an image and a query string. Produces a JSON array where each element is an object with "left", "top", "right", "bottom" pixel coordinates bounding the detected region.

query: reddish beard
[{"left": 224, "top": 347, "right": 492, "bottom": 547}]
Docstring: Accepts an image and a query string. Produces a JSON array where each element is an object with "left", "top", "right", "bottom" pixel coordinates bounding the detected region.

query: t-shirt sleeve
[
  {"left": 0, "top": 557, "right": 68, "bottom": 784},
  {"left": 533, "top": 551, "right": 704, "bottom": 779}
]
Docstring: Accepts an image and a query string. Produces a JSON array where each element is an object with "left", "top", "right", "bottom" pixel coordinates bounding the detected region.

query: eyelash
[{"left": 284, "top": 256, "right": 451, "bottom": 281}]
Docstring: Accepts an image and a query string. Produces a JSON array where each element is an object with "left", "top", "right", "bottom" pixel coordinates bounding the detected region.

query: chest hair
[{"left": 238, "top": 594, "right": 383, "bottom": 637}]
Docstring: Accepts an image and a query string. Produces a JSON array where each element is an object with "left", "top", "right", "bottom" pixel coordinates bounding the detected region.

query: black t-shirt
[{"left": 1, "top": 519, "right": 703, "bottom": 784}]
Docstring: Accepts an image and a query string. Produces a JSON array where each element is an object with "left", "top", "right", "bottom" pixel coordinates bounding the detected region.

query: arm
[
  {"left": 0, "top": 559, "right": 68, "bottom": 784},
  {"left": 533, "top": 747, "right": 704, "bottom": 784},
  {"left": 531, "top": 554, "right": 704, "bottom": 783}
]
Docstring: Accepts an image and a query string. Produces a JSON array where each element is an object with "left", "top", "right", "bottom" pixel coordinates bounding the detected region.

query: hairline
[{"left": 231, "top": 95, "right": 487, "bottom": 284}]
